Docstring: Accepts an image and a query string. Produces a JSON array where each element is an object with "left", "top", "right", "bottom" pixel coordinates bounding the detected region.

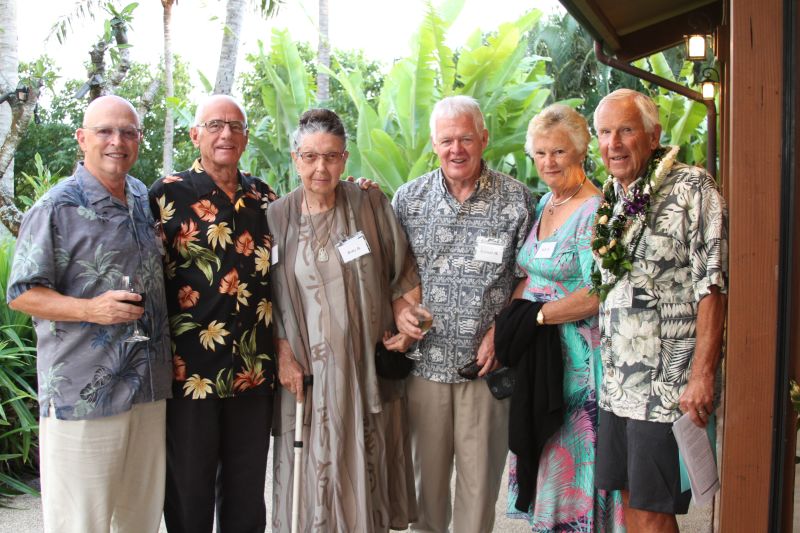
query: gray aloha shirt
[
  {"left": 598, "top": 161, "right": 728, "bottom": 423},
  {"left": 7, "top": 163, "right": 172, "bottom": 421},
  {"left": 392, "top": 164, "right": 534, "bottom": 383}
]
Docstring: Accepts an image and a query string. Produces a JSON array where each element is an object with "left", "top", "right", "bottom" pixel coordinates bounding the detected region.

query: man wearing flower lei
[{"left": 590, "top": 89, "right": 728, "bottom": 532}]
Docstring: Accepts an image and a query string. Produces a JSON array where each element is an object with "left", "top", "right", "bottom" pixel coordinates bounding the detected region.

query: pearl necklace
[{"left": 547, "top": 175, "right": 587, "bottom": 215}]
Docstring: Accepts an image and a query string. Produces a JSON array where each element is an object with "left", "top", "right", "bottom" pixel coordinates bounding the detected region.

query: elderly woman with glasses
[
  {"left": 505, "top": 104, "right": 625, "bottom": 531},
  {"left": 267, "top": 108, "right": 421, "bottom": 532}
]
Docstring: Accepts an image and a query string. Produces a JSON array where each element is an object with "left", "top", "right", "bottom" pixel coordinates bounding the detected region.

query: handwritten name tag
[
  {"left": 474, "top": 236, "right": 505, "bottom": 264},
  {"left": 534, "top": 241, "right": 556, "bottom": 259},
  {"left": 336, "top": 231, "right": 371, "bottom": 263}
]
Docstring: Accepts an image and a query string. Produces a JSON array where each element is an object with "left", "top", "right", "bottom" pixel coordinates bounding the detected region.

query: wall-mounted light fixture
[
  {"left": 700, "top": 68, "right": 720, "bottom": 100},
  {"left": 686, "top": 34, "right": 709, "bottom": 61}
]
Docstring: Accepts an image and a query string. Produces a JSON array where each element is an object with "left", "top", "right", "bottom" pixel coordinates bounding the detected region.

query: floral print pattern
[
  {"left": 7, "top": 163, "right": 172, "bottom": 420},
  {"left": 507, "top": 194, "right": 624, "bottom": 532},
  {"left": 392, "top": 164, "right": 534, "bottom": 382},
  {"left": 598, "top": 162, "right": 728, "bottom": 423},
  {"left": 149, "top": 159, "right": 278, "bottom": 399}
]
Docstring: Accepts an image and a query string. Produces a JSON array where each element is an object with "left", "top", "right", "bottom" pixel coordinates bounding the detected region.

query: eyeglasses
[
  {"left": 297, "top": 151, "right": 346, "bottom": 164},
  {"left": 196, "top": 119, "right": 247, "bottom": 134},
  {"left": 83, "top": 126, "right": 142, "bottom": 141}
]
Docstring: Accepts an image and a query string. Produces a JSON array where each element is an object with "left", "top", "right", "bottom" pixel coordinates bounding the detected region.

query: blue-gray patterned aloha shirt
[
  {"left": 392, "top": 164, "right": 534, "bottom": 383},
  {"left": 7, "top": 163, "right": 172, "bottom": 421},
  {"left": 598, "top": 162, "right": 728, "bottom": 423}
]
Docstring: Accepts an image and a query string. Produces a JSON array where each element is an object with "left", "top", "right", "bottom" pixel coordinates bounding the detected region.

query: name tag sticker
[
  {"left": 534, "top": 242, "right": 557, "bottom": 259},
  {"left": 474, "top": 236, "right": 505, "bottom": 264},
  {"left": 271, "top": 245, "right": 279, "bottom": 265},
  {"left": 336, "top": 231, "right": 371, "bottom": 263}
]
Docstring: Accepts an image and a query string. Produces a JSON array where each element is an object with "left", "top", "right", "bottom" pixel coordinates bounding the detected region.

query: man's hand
[
  {"left": 277, "top": 340, "right": 306, "bottom": 402},
  {"left": 346, "top": 175, "right": 380, "bottom": 190},
  {"left": 679, "top": 373, "right": 715, "bottom": 428},
  {"left": 383, "top": 330, "right": 415, "bottom": 352},
  {"left": 395, "top": 304, "right": 425, "bottom": 340},
  {"left": 86, "top": 290, "right": 144, "bottom": 325},
  {"left": 476, "top": 325, "right": 499, "bottom": 377}
]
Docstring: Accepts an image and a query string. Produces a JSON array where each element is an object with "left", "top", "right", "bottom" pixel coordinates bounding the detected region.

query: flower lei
[{"left": 590, "top": 145, "right": 679, "bottom": 301}]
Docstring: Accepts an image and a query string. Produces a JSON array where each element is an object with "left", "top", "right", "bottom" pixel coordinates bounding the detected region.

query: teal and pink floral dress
[{"left": 507, "top": 193, "right": 625, "bottom": 532}]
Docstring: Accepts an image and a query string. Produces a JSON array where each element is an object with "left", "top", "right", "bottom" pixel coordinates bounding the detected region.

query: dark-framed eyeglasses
[
  {"left": 196, "top": 119, "right": 248, "bottom": 134},
  {"left": 83, "top": 126, "right": 143, "bottom": 141},
  {"left": 297, "top": 151, "right": 347, "bottom": 164}
]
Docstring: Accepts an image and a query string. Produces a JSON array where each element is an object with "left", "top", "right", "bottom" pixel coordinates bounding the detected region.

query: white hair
[
  {"left": 193, "top": 94, "right": 248, "bottom": 126},
  {"left": 526, "top": 104, "right": 591, "bottom": 157},
  {"left": 429, "top": 95, "right": 485, "bottom": 140},
  {"left": 593, "top": 89, "right": 660, "bottom": 134}
]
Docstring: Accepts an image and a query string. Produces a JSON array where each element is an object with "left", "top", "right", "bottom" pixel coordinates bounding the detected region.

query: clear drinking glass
[
  {"left": 122, "top": 275, "right": 149, "bottom": 343},
  {"left": 405, "top": 303, "right": 434, "bottom": 361}
]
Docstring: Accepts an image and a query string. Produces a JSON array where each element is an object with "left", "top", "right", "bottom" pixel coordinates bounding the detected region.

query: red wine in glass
[{"left": 122, "top": 275, "right": 149, "bottom": 342}]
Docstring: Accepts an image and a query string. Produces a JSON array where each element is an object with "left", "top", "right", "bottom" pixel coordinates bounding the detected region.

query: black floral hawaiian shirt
[{"left": 149, "top": 159, "right": 278, "bottom": 399}]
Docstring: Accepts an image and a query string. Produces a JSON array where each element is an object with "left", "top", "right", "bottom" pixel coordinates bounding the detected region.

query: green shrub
[{"left": 0, "top": 238, "right": 39, "bottom": 501}]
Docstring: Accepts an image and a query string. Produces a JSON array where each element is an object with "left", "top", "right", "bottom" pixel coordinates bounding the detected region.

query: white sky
[{"left": 16, "top": 0, "right": 564, "bottom": 94}]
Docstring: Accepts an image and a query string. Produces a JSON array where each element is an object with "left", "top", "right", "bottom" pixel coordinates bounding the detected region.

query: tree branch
[{"left": 0, "top": 85, "right": 40, "bottom": 236}]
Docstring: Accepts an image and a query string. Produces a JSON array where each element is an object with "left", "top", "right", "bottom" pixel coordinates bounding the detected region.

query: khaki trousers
[
  {"left": 39, "top": 400, "right": 166, "bottom": 533},
  {"left": 406, "top": 375, "right": 509, "bottom": 533}
]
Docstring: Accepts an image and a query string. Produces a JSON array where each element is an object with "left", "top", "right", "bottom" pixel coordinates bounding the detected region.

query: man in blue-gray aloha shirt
[
  {"left": 7, "top": 95, "right": 171, "bottom": 533},
  {"left": 392, "top": 95, "right": 534, "bottom": 533},
  {"left": 592, "top": 89, "right": 727, "bottom": 532}
]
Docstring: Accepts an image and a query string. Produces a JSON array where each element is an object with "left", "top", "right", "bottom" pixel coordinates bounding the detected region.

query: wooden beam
[
  {"left": 719, "top": 0, "right": 784, "bottom": 530},
  {"left": 616, "top": 2, "right": 723, "bottom": 62},
  {"left": 558, "top": 0, "right": 621, "bottom": 50}
]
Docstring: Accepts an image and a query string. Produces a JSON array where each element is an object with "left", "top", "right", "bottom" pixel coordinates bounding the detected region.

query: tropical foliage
[
  {"left": 241, "top": 3, "right": 556, "bottom": 196},
  {"left": 0, "top": 239, "right": 39, "bottom": 500}
]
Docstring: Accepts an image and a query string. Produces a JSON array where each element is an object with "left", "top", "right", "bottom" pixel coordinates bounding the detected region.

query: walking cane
[{"left": 291, "top": 374, "right": 313, "bottom": 533}]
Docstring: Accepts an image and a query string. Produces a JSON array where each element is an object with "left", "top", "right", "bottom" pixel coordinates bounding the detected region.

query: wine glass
[
  {"left": 405, "top": 303, "right": 434, "bottom": 361},
  {"left": 122, "top": 275, "right": 149, "bottom": 343}
]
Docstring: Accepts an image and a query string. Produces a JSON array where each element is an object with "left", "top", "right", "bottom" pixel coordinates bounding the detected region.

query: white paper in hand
[{"left": 672, "top": 413, "right": 719, "bottom": 506}]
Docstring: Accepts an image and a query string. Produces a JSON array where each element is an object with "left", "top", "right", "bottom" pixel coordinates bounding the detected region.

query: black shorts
[{"left": 595, "top": 408, "right": 691, "bottom": 515}]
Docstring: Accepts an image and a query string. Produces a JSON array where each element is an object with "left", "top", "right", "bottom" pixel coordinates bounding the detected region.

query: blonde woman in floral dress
[{"left": 506, "top": 104, "right": 625, "bottom": 532}]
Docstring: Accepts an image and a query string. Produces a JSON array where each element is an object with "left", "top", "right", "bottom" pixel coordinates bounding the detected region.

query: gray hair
[
  {"left": 291, "top": 108, "right": 347, "bottom": 151},
  {"left": 429, "top": 95, "right": 485, "bottom": 140},
  {"left": 193, "top": 94, "right": 248, "bottom": 126},
  {"left": 593, "top": 89, "right": 660, "bottom": 134},
  {"left": 525, "top": 104, "right": 591, "bottom": 157}
]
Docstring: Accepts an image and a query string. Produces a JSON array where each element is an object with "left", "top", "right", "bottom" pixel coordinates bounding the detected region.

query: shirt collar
[
  {"left": 189, "top": 158, "right": 253, "bottom": 199},
  {"left": 75, "top": 161, "right": 141, "bottom": 206},
  {"left": 436, "top": 160, "right": 491, "bottom": 200},
  {"left": 613, "top": 176, "right": 643, "bottom": 198}
]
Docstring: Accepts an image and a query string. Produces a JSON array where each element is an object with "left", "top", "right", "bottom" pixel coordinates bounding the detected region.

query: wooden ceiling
[{"left": 558, "top": 0, "right": 724, "bottom": 61}]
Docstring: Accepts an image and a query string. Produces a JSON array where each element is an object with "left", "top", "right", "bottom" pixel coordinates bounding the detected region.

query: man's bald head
[
  {"left": 76, "top": 95, "right": 142, "bottom": 186},
  {"left": 82, "top": 95, "right": 140, "bottom": 129}
]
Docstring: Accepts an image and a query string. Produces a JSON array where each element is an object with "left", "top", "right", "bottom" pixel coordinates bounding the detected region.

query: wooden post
[{"left": 719, "top": 0, "right": 784, "bottom": 530}]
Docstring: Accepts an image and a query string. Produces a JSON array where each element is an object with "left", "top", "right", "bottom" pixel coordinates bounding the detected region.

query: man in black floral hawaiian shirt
[
  {"left": 592, "top": 89, "right": 727, "bottom": 532},
  {"left": 149, "top": 95, "right": 278, "bottom": 533}
]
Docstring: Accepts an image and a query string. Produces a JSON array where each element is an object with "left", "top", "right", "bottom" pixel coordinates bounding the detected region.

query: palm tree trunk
[
  {"left": 161, "top": 0, "right": 176, "bottom": 174},
  {"left": 0, "top": 0, "right": 19, "bottom": 222},
  {"left": 214, "top": 0, "right": 246, "bottom": 95},
  {"left": 316, "top": 0, "right": 330, "bottom": 103}
]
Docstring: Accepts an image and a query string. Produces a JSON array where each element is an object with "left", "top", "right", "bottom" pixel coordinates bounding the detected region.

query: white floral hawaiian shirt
[
  {"left": 598, "top": 161, "right": 728, "bottom": 423},
  {"left": 392, "top": 164, "right": 534, "bottom": 383}
]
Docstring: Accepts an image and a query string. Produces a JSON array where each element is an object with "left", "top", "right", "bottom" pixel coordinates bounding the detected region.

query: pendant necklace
[
  {"left": 303, "top": 191, "right": 335, "bottom": 262},
  {"left": 548, "top": 175, "right": 587, "bottom": 215}
]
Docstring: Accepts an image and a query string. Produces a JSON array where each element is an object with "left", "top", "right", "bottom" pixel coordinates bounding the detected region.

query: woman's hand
[
  {"left": 277, "top": 340, "right": 306, "bottom": 402},
  {"left": 383, "top": 330, "right": 415, "bottom": 352}
]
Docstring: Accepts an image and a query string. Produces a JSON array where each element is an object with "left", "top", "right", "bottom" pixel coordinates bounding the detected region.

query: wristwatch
[{"left": 537, "top": 308, "right": 545, "bottom": 325}]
